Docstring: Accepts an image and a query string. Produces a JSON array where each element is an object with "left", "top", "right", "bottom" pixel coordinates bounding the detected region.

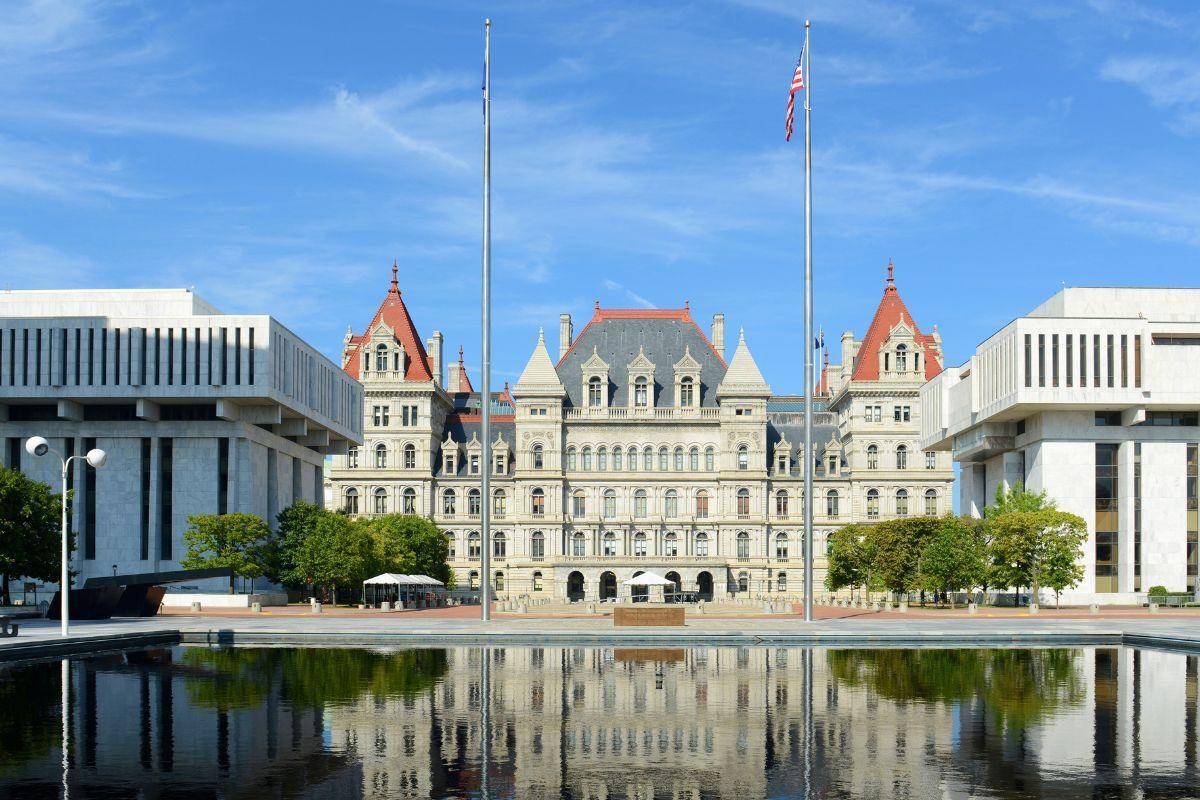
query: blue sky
[{"left": 1, "top": 1, "right": 1198, "bottom": 389}]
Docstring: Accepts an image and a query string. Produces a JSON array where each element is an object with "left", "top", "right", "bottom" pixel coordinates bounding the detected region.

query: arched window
[
  {"left": 532, "top": 571, "right": 543, "bottom": 591},
  {"left": 867, "top": 488, "right": 879, "bottom": 518},
  {"left": 468, "top": 488, "right": 481, "bottom": 516},
  {"left": 347, "top": 446, "right": 359, "bottom": 468},
  {"left": 679, "top": 376, "right": 694, "bottom": 407},
  {"left": 665, "top": 532, "right": 678, "bottom": 557},
  {"left": 532, "top": 444, "right": 544, "bottom": 469},
  {"left": 738, "top": 571, "right": 749, "bottom": 592},
  {"left": 344, "top": 487, "right": 359, "bottom": 514},
  {"left": 603, "top": 532, "right": 617, "bottom": 556},
  {"left": 374, "top": 443, "right": 388, "bottom": 469},
  {"left": 643, "top": 446, "right": 653, "bottom": 471},
  {"left": 673, "top": 446, "right": 684, "bottom": 471},
  {"left": 658, "top": 447, "right": 669, "bottom": 471},
  {"left": 665, "top": 489, "right": 679, "bottom": 518},
  {"left": 531, "top": 531, "right": 545, "bottom": 560},
  {"left": 896, "top": 489, "right": 909, "bottom": 517},
  {"left": 866, "top": 444, "right": 878, "bottom": 470},
  {"left": 775, "top": 533, "right": 788, "bottom": 559},
  {"left": 572, "top": 490, "right": 586, "bottom": 517},
  {"left": 775, "top": 490, "right": 789, "bottom": 517},
  {"left": 597, "top": 446, "right": 607, "bottom": 471},
  {"left": 696, "top": 490, "right": 709, "bottom": 519},
  {"left": 689, "top": 446, "right": 699, "bottom": 471},
  {"left": 492, "top": 489, "right": 507, "bottom": 517},
  {"left": 896, "top": 444, "right": 908, "bottom": 470},
  {"left": 469, "top": 570, "right": 479, "bottom": 589},
  {"left": 736, "top": 531, "right": 750, "bottom": 559},
  {"left": 737, "top": 445, "right": 749, "bottom": 470},
  {"left": 736, "top": 488, "right": 750, "bottom": 518},
  {"left": 588, "top": 376, "right": 603, "bottom": 407},
  {"left": 634, "top": 377, "right": 649, "bottom": 407},
  {"left": 705, "top": 447, "right": 715, "bottom": 471},
  {"left": 566, "top": 447, "right": 577, "bottom": 471},
  {"left": 572, "top": 532, "right": 586, "bottom": 557},
  {"left": 442, "top": 489, "right": 456, "bottom": 516},
  {"left": 402, "top": 487, "right": 416, "bottom": 514},
  {"left": 404, "top": 443, "right": 416, "bottom": 469},
  {"left": 581, "top": 446, "right": 592, "bottom": 471},
  {"left": 634, "top": 489, "right": 648, "bottom": 518},
  {"left": 531, "top": 487, "right": 545, "bottom": 517},
  {"left": 495, "top": 571, "right": 505, "bottom": 591},
  {"left": 373, "top": 487, "right": 387, "bottom": 514},
  {"left": 446, "top": 533, "right": 455, "bottom": 560},
  {"left": 375, "top": 344, "right": 388, "bottom": 372},
  {"left": 613, "top": 446, "right": 623, "bottom": 470},
  {"left": 633, "top": 532, "right": 647, "bottom": 557},
  {"left": 925, "top": 489, "right": 938, "bottom": 516},
  {"left": 826, "top": 490, "right": 839, "bottom": 518},
  {"left": 895, "top": 343, "right": 908, "bottom": 372},
  {"left": 778, "top": 572, "right": 787, "bottom": 592},
  {"left": 695, "top": 531, "right": 709, "bottom": 557},
  {"left": 493, "top": 532, "right": 506, "bottom": 558},
  {"left": 468, "top": 531, "right": 481, "bottom": 559},
  {"left": 603, "top": 489, "right": 616, "bottom": 519}
]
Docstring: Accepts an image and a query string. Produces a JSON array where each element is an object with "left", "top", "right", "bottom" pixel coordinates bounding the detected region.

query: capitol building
[{"left": 325, "top": 263, "right": 953, "bottom": 600}]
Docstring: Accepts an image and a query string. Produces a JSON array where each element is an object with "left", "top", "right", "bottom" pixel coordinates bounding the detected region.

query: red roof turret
[
  {"left": 341, "top": 262, "right": 433, "bottom": 382},
  {"left": 850, "top": 261, "right": 942, "bottom": 382}
]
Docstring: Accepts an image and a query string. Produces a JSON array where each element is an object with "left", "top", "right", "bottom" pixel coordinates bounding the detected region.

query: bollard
[
  {"left": 871, "top": 601, "right": 881, "bottom": 612},
  {"left": 190, "top": 601, "right": 202, "bottom": 613},
  {"left": 518, "top": 603, "right": 528, "bottom": 614},
  {"left": 1028, "top": 604, "right": 1039, "bottom": 615},
  {"left": 381, "top": 601, "right": 391, "bottom": 611},
  {"left": 763, "top": 602, "right": 774, "bottom": 614},
  {"left": 251, "top": 602, "right": 262, "bottom": 613},
  {"left": 1089, "top": 603, "right": 1100, "bottom": 615},
  {"left": 696, "top": 601, "right": 706, "bottom": 614},
  {"left": 1149, "top": 603, "right": 1159, "bottom": 614},
  {"left": 967, "top": 602, "right": 978, "bottom": 615},
  {"left": 313, "top": 601, "right": 323, "bottom": 614},
  {"left": 898, "top": 601, "right": 909, "bottom": 613}
]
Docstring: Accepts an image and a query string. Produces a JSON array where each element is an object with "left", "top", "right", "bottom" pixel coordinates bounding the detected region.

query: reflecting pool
[{"left": 0, "top": 645, "right": 1197, "bottom": 798}]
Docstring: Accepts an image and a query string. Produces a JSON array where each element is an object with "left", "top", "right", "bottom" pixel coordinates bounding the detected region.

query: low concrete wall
[
  {"left": 161, "top": 592, "right": 288, "bottom": 608},
  {"left": 614, "top": 606, "right": 686, "bottom": 627}
]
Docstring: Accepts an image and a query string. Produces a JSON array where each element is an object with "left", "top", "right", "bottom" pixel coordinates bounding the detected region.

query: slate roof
[
  {"left": 435, "top": 412, "right": 516, "bottom": 477},
  {"left": 555, "top": 306, "right": 727, "bottom": 408},
  {"left": 767, "top": 409, "right": 843, "bottom": 475},
  {"left": 852, "top": 261, "right": 942, "bottom": 382},
  {"left": 343, "top": 262, "right": 433, "bottom": 382}
]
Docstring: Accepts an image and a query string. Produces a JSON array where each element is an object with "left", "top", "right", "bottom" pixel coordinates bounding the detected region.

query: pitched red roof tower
[
  {"left": 850, "top": 261, "right": 943, "bottom": 382},
  {"left": 342, "top": 261, "right": 433, "bottom": 382}
]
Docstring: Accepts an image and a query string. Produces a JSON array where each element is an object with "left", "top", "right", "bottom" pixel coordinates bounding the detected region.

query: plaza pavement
[{"left": 3, "top": 604, "right": 1200, "bottom": 661}]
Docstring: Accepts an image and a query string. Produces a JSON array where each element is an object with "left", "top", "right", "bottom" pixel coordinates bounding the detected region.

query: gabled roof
[
  {"left": 343, "top": 262, "right": 433, "bottom": 381},
  {"left": 717, "top": 329, "right": 771, "bottom": 397},
  {"left": 514, "top": 329, "right": 567, "bottom": 397},
  {"left": 454, "top": 346, "right": 474, "bottom": 393},
  {"left": 851, "top": 261, "right": 942, "bottom": 382}
]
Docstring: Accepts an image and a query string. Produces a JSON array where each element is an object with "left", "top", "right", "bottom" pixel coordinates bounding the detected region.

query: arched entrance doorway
[
  {"left": 630, "top": 570, "right": 648, "bottom": 601},
  {"left": 600, "top": 571, "right": 617, "bottom": 601},
  {"left": 664, "top": 571, "right": 682, "bottom": 602},
  {"left": 567, "top": 571, "right": 585, "bottom": 601},
  {"left": 696, "top": 571, "right": 714, "bottom": 601}
]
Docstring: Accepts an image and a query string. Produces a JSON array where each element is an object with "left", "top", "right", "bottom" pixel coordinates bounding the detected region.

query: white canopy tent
[
  {"left": 622, "top": 572, "right": 674, "bottom": 586},
  {"left": 621, "top": 571, "right": 677, "bottom": 603},
  {"left": 362, "top": 573, "right": 446, "bottom": 608}
]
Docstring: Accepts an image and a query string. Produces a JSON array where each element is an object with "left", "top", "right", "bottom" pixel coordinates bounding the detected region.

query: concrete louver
[
  {"left": 716, "top": 329, "right": 771, "bottom": 397},
  {"left": 513, "top": 329, "right": 566, "bottom": 397}
]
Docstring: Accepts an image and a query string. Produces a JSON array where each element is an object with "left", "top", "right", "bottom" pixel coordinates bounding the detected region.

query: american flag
[{"left": 785, "top": 47, "right": 805, "bottom": 141}]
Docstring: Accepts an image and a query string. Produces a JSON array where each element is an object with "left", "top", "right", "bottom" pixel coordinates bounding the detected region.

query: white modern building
[
  {"left": 921, "top": 287, "right": 1200, "bottom": 604},
  {"left": 0, "top": 289, "right": 362, "bottom": 595}
]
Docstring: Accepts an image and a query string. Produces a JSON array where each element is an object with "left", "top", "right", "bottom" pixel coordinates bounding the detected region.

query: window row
[
  {"left": 864, "top": 444, "right": 937, "bottom": 470},
  {"left": 1023, "top": 332, "right": 1142, "bottom": 390},
  {"left": 864, "top": 488, "right": 940, "bottom": 518},
  {"left": 450, "top": 529, "right": 807, "bottom": 560},
  {"left": 566, "top": 445, "right": 719, "bottom": 472}
]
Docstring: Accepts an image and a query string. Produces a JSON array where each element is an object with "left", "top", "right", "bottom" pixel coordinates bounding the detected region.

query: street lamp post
[{"left": 25, "top": 436, "right": 107, "bottom": 637}]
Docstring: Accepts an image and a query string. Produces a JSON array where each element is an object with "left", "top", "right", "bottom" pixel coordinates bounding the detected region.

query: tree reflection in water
[{"left": 0, "top": 659, "right": 61, "bottom": 777}]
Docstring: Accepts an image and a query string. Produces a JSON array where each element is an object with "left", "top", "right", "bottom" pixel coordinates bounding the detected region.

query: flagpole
[
  {"left": 481, "top": 18, "right": 493, "bottom": 622},
  {"left": 802, "top": 19, "right": 814, "bottom": 624}
]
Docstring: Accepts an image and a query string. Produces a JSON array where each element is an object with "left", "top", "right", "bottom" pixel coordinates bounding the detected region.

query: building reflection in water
[{"left": 0, "top": 644, "right": 1196, "bottom": 799}]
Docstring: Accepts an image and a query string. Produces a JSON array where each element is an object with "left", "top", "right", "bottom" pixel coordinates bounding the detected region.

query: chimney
[
  {"left": 427, "top": 331, "right": 444, "bottom": 386},
  {"left": 446, "top": 360, "right": 460, "bottom": 393},
  {"left": 559, "top": 313, "right": 573, "bottom": 359},
  {"left": 711, "top": 313, "right": 725, "bottom": 358},
  {"left": 841, "top": 331, "right": 855, "bottom": 381}
]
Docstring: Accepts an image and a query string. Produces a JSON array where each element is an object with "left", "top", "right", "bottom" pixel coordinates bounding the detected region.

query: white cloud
[
  {"left": 0, "top": 230, "right": 95, "bottom": 288},
  {"left": 1101, "top": 55, "right": 1200, "bottom": 135}
]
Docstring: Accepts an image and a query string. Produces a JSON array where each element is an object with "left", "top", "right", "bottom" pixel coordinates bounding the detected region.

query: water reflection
[{"left": 0, "top": 645, "right": 1196, "bottom": 799}]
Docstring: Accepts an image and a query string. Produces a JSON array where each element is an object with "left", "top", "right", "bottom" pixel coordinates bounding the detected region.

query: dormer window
[
  {"left": 827, "top": 455, "right": 838, "bottom": 475},
  {"left": 634, "top": 377, "right": 648, "bottom": 407},
  {"left": 444, "top": 451, "right": 455, "bottom": 473},
  {"left": 375, "top": 344, "right": 388, "bottom": 372},
  {"left": 776, "top": 452, "right": 788, "bottom": 474},
  {"left": 588, "top": 376, "right": 603, "bottom": 407},
  {"left": 470, "top": 453, "right": 480, "bottom": 475},
  {"left": 680, "top": 377, "right": 694, "bottom": 406},
  {"left": 895, "top": 344, "right": 907, "bottom": 372}
]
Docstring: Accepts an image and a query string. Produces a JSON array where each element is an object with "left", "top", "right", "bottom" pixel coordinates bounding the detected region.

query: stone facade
[
  {"left": 921, "top": 286, "right": 1200, "bottom": 603},
  {"left": 0, "top": 288, "right": 362, "bottom": 595},
  {"left": 327, "top": 264, "right": 953, "bottom": 600}
]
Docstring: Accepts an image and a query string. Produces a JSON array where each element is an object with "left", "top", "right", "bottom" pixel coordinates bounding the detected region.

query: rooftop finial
[
  {"left": 884, "top": 258, "right": 897, "bottom": 294},
  {"left": 684, "top": 299, "right": 690, "bottom": 314},
  {"left": 458, "top": 344, "right": 464, "bottom": 363},
  {"left": 391, "top": 259, "right": 399, "bottom": 292},
  {"left": 594, "top": 299, "right": 600, "bottom": 312}
]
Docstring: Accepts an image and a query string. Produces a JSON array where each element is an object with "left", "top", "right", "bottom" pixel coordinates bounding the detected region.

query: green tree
[
  {"left": 824, "top": 524, "right": 871, "bottom": 596},
  {"left": 988, "top": 510, "right": 1087, "bottom": 606},
  {"left": 918, "top": 516, "right": 987, "bottom": 606},
  {"left": 278, "top": 506, "right": 373, "bottom": 602},
  {"left": 0, "top": 467, "right": 70, "bottom": 606},
  {"left": 870, "top": 517, "right": 940, "bottom": 598},
  {"left": 274, "top": 501, "right": 327, "bottom": 586},
  {"left": 362, "top": 514, "right": 452, "bottom": 585},
  {"left": 984, "top": 481, "right": 1056, "bottom": 519},
  {"left": 179, "top": 513, "right": 273, "bottom": 593}
]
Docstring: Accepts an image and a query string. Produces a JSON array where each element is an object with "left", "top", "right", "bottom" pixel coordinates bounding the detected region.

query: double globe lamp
[{"left": 24, "top": 436, "right": 107, "bottom": 637}]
